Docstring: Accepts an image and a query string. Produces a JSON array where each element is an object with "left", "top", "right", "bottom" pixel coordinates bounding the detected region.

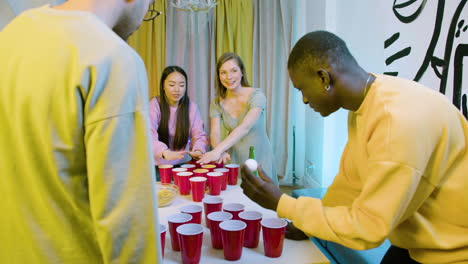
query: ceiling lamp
[{"left": 171, "top": 0, "right": 218, "bottom": 13}]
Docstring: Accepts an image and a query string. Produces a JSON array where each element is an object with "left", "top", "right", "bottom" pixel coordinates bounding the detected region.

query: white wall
[
  {"left": 291, "top": 0, "right": 351, "bottom": 188},
  {"left": 291, "top": 0, "right": 327, "bottom": 187},
  {"left": 321, "top": 1, "right": 385, "bottom": 187},
  {"left": 292, "top": 0, "right": 467, "bottom": 188},
  {"left": 335, "top": 0, "right": 467, "bottom": 109}
]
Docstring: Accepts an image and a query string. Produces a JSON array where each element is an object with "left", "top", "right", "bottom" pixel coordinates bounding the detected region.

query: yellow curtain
[
  {"left": 215, "top": 0, "right": 253, "bottom": 80},
  {"left": 128, "top": 1, "right": 166, "bottom": 98}
]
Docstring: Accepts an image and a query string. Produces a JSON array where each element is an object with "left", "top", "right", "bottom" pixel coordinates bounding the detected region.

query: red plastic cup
[
  {"left": 159, "top": 165, "right": 174, "bottom": 184},
  {"left": 220, "top": 220, "right": 247, "bottom": 261},
  {"left": 225, "top": 164, "right": 240, "bottom": 185},
  {"left": 180, "top": 204, "right": 203, "bottom": 225},
  {"left": 172, "top": 168, "right": 188, "bottom": 186},
  {"left": 213, "top": 168, "right": 229, "bottom": 191},
  {"left": 201, "top": 164, "right": 216, "bottom": 172},
  {"left": 184, "top": 159, "right": 202, "bottom": 168},
  {"left": 239, "top": 211, "right": 262, "bottom": 248},
  {"left": 193, "top": 169, "right": 209, "bottom": 190},
  {"left": 176, "top": 224, "right": 204, "bottom": 264},
  {"left": 193, "top": 168, "right": 209, "bottom": 178},
  {"left": 189, "top": 177, "right": 207, "bottom": 202},
  {"left": 177, "top": 171, "right": 193, "bottom": 195},
  {"left": 160, "top": 224, "right": 167, "bottom": 258},
  {"left": 181, "top": 163, "right": 196, "bottom": 172},
  {"left": 223, "top": 203, "right": 245, "bottom": 220},
  {"left": 167, "top": 213, "right": 193, "bottom": 251},
  {"left": 207, "top": 211, "right": 233, "bottom": 249},
  {"left": 202, "top": 196, "right": 223, "bottom": 228},
  {"left": 261, "top": 218, "right": 288, "bottom": 258},
  {"left": 206, "top": 172, "right": 223, "bottom": 196},
  {"left": 215, "top": 161, "right": 225, "bottom": 168}
]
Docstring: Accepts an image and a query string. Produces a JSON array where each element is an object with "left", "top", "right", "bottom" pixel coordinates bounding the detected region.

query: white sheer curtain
[
  {"left": 251, "top": 0, "right": 345, "bottom": 188},
  {"left": 164, "top": 0, "right": 298, "bottom": 185},
  {"left": 166, "top": 0, "right": 345, "bottom": 187},
  {"left": 1, "top": 0, "right": 323, "bottom": 188},
  {"left": 165, "top": 4, "right": 216, "bottom": 128},
  {"left": 252, "top": 0, "right": 295, "bottom": 185}
]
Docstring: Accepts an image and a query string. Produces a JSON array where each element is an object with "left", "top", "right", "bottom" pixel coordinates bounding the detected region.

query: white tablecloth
[{"left": 158, "top": 185, "right": 330, "bottom": 264}]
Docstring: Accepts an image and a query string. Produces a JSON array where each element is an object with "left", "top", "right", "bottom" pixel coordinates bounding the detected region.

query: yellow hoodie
[
  {"left": 0, "top": 6, "right": 160, "bottom": 264},
  {"left": 278, "top": 74, "right": 468, "bottom": 264}
]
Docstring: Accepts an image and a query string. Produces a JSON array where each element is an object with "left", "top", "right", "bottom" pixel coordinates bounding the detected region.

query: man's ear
[{"left": 317, "top": 69, "right": 331, "bottom": 88}]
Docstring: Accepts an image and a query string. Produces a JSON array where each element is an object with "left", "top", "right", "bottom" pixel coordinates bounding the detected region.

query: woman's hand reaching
[
  {"left": 197, "top": 150, "right": 221, "bottom": 165},
  {"left": 219, "top": 152, "right": 231, "bottom": 164},
  {"left": 189, "top": 150, "right": 203, "bottom": 160},
  {"left": 197, "top": 150, "right": 231, "bottom": 165},
  {"left": 162, "top": 150, "right": 187, "bottom": 161}
]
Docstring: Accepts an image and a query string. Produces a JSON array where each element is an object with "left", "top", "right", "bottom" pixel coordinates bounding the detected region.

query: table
[{"left": 157, "top": 185, "right": 330, "bottom": 264}]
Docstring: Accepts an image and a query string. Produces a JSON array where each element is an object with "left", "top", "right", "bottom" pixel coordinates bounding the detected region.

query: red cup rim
[
  {"left": 206, "top": 172, "right": 223, "bottom": 177},
  {"left": 167, "top": 213, "right": 193, "bottom": 223},
  {"left": 201, "top": 164, "right": 216, "bottom": 168},
  {"left": 207, "top": 211, "right": 233, "bottom": 221},
  {"left": 181, "top": 164, "right": 196, "bottom": 168},
  {"left": 219, "top": 220, "right": 247, "bottom": 231},
  {"left": 176, "top": 223, "right": 204, "bottom": 235},
  {"left": 202, "top": 196, "right": 223, "bottom": 204},
  {"left": 193, "top": 169, "right": 209, "bottom": 173},
  {"left": 190, "top": 176, "right": 207, "bottom": 182},
  {"left": 261, "top": 218, "right": 288, "bottom": 228},
  {"left": 177, "top": 172, "right": 193, "bottom": 176},
  {"left": 214, "top": 168, "right": 229, "bottom": 172},
  {"left": 238, "top": 211, "right": 262, "bottom": 220},
  {"left": 158, "top": 165, "right": 173, "bottom": 169},
  {"left": 180, "top": 204, "right": 203, "bottom": 213},
  {"left": 172, "top": 168, "right": 188, "bottom": 172},
  {"left": 223, "top": 203, "right": 245, "bottom": 211},
  {"left": 225, "top": 164, "right": 240, "bottom": 168}
]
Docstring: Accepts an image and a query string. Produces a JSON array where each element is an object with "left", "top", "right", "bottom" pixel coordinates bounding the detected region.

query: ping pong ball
[{"left": 244, "top": 159, "right": 258, "bottom": 172}]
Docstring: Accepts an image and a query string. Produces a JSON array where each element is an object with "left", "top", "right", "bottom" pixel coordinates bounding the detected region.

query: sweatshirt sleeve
[
  {"left": 84, "top": 55, "right": 160, "bottom": 263},
  {"left": 278, "top": 162, "right": 423, "bottom": 250},
  {"left": 189, "top": 102, "right": 208, "bottom": 153},
  {"left": 278, "top": 106, "right": 434, "bottom": 250},
  {"left": 322, "top": 143, "right": 361, "bottom": 207},
  {"left": 149, "top": 98, "right": 169, "bottom": 161}
]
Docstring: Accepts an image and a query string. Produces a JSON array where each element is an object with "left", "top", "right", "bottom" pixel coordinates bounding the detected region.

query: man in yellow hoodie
[
  {"left": 241, "top": 31, "right": 468, "bottom": 264},
  {"left": 0, "top": 0, "right": 162, "bottom": 263}
]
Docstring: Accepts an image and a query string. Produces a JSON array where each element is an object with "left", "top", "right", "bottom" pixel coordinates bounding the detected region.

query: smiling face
[
  {"left": 163, "top": 72, "right": 186, "bottom": 106},
  {"left": 219, "top": 59, "right": 243, "bottom": 90},
  {"left": 288, "top": 67, "right": 340, "bottom": 117}
]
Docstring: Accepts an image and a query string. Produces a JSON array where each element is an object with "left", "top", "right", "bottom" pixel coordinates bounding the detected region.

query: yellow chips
[{"left": 157, "top": 184, "right": 177, "bottom": 207}]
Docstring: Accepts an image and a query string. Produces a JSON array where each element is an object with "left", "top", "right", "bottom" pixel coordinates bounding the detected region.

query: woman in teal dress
[{"left": 198, "top": 52, "right": 278, "bottom": 185}]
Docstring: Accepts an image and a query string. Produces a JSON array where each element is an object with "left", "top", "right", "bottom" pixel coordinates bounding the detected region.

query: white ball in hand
[{"left": 244, "top": 159, "right": 258, "bottom": 172}]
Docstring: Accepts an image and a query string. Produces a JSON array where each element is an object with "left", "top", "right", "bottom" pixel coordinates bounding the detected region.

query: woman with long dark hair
[{"left": 149, "top": 66, "right": 208, "bottom": 166}]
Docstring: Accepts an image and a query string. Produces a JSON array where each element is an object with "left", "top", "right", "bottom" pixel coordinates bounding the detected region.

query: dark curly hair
[{"left": 287, "top": 31, "right": 357, "bottom": 73}]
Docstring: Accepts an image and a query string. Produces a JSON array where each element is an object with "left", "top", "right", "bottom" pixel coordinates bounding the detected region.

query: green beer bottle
[{"left": 249, "top": 146, "right": 258, "bottom": 176}]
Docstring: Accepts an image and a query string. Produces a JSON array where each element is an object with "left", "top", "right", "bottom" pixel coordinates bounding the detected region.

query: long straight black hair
[{"left": 157, "top": 66, "right": 190, "bottom": 150}]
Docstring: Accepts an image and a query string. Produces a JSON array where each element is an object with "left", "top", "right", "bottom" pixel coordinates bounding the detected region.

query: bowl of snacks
[{"left": 156, "top": 183, "right": 178, "bottom": 207}]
